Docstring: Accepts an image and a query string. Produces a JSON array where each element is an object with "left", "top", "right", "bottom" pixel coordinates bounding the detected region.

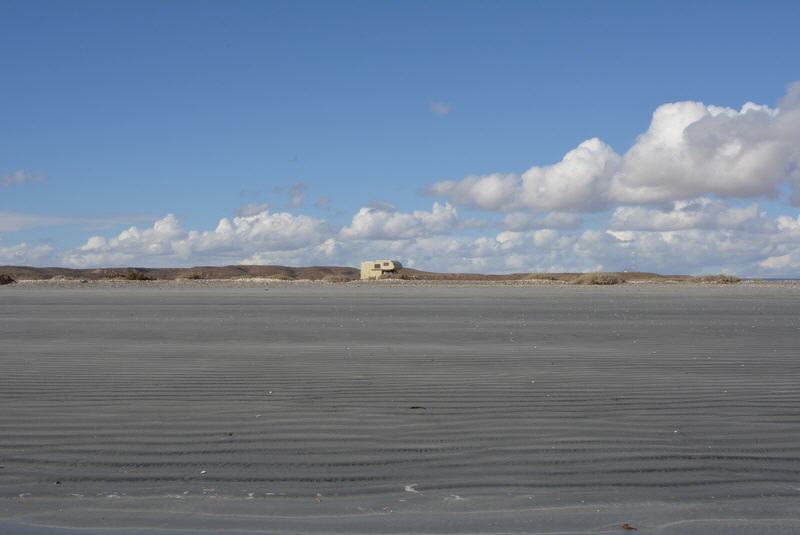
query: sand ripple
[{"left": 1, "top": 284, "right": 799, "bottom": 533}]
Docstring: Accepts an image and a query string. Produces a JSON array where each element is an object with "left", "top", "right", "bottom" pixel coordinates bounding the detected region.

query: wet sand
[{"left": 1, "top": 283, "right": 799, "bottom": 534}]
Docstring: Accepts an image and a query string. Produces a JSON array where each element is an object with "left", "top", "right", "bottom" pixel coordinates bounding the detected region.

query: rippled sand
[{"left": 1, "top": 284, "right": 799, "bottom": 534}]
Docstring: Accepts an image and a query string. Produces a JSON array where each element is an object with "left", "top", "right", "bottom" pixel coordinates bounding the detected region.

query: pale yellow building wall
[{"left": 360, "top": 260, "right": 402, "bottom": 280}]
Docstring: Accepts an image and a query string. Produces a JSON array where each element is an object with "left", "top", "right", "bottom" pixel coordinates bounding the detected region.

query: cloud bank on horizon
[{"left": 4, "top": 83, "right": 800, "bottom": 276}]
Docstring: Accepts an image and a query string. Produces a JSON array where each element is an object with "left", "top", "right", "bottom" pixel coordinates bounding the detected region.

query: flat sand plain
[{"left": 1, "top": 282, "right": 799, "bottom": 534}]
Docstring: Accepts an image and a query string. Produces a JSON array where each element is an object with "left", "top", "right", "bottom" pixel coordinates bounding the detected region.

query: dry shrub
[
  {"left": 379, "top": 272, "right": 410, "bottom": 280},
  {"left": 182, "top": 273, "right": 206, "bottom": 280},
  {"left": 268, "top": 273, "right": 294, "bottom": 281},
  {"left": 126, "top": 270, "right": 155, "bottom": 281},
  {"left": 322, "top": 274, "right": 353, "bottom": 283},
  {"left": 573, "top": 272, "right": 624, "bottom": 285},
  {"left": 524, "top": 273, "right": 559, "bottom": 281},
  {"left": 693, "top": 274, "right": 741, "bottom": 284},
  {"left": 0, "top": 274, "right": 16, "bottom": 285}
]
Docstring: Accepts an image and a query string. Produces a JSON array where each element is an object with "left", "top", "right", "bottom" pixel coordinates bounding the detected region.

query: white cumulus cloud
[
  {"left": 340, "top": 202, "right": 459, "bottom": 240},
  {"left": 609, "top": 198, "right": 770, "bottom": 231},
  {"left": 63, "top": 210, "right": 330, "bottom": 267},
  {"left": 430, "top": 82, "right": 800, "bottom": 212}
]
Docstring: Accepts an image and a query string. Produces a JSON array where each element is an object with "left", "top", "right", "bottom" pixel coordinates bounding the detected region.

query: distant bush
[
  {"left": 182, "top": 273, "right": 206, "bottom": 280},
  {"left": 573, "top": 272, "right": 624, "bottom": 285},
  {"left": 322, "top": 274, "right": 353, "bottom": 283},
  {"left": 524, "top": 273, "right": 559, "bottom": 281},
  {"left": 126, "top": 270, "right": 155, "bottom": 281},
  {"left": 0, "top": 274, "right": 16, "bottom": 285},
  {"left": 379, "top": 272, "right": 410, "bottom": 280},
  {"left": 693, "top": 274, "right": 741, "bottom": 284},
  {"left": 268, "top": 273, "right": 294, "bottom": 281}
]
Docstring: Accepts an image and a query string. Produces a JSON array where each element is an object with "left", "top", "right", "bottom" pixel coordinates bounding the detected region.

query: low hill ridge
[{"left": 0, "top": 265, "right": 706, "bottom": 283}]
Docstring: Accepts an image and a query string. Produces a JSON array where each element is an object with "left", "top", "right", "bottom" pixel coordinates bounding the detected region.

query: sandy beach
[{"left": 1, "top": 282, "right": 799, "bottom": 534}]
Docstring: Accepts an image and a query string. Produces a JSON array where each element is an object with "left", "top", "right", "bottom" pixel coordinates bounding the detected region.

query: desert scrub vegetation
[
  {"left": 0, "top": 273, "right": 16, "bottom": 285},
  {"left": 524, "top": 273, "right": 560, "bottom": 281},
  {"left": 181, "top": 273, "right": 206, "bottom": 280},
  {"left": 322, "top": 274, "right": 353, "bottom": 283},
  {"left": 379, "top": 272, "right": 411, "bottom": 280},
  {"left": 572, "top": 272, "right": 624, "bottom": 285},
  {"left": 269, "top": 269, "right": 301, "bottom": 280},
  {"left": 126, "top": 270, "right": 155, "bottom": 281},
  {"left": 692, "top": 274, "right": 741, "bottom": 284}
]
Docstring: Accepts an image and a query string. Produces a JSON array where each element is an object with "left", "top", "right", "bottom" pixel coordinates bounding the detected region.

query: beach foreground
[{"left": 1, "top": 283, "right": 799, "bottom": 534}]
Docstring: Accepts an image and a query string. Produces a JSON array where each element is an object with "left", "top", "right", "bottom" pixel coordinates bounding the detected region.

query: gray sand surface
[{"left": 1, "top": 283, "right": 799, "bottom": 534}]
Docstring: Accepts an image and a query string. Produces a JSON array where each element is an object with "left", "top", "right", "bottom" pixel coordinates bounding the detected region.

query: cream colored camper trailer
[{"left": 360, "top": 260, "right": 403, "bottom": 280}]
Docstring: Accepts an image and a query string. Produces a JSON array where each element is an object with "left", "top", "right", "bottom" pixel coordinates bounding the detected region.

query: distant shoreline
[
  {"left": 2, "top": 265, "right": 797, "bottom": 289},
  {"left": 6, "top": 278, "right": 800, "bottom": 290},
  {"left": 0, "top": 264, "right": 756, "bottom": 284}
]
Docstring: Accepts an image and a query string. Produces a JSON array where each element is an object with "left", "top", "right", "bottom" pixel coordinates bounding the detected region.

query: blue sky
[{"left": 2, "top": 1, "right": 800, "bottom": 275}]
